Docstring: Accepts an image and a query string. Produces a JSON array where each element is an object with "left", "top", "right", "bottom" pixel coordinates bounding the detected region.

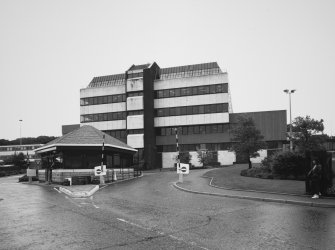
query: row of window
[
  {"left": 81, "top": 112, "right": 127, "bottom": 123},
  {"left": 103, "top": 130, "right": 127, "bottom": 139},
  {"left": 127, "top": 92, "right": 143, "bottom": 97},
  {"left": 156, "top": 124, "right": 230, "bottom": 136},
  {"left": 0, "top": 145, "right": 40, "bottom": 151},
  {"left": 81, "top": 83, "right": 227, "bottom": 107},
  {"left": 157, "top": 143, "right": 232, "bottom": 152},
  {"left": 155, "top": 83, "right": 227, "bottom": 99},
  {"left": 156, "top": 103, "right": 228, "bottom": 117},
  {"left": 160, "top": 68, "right": 221, "bottom": 80},
  {"left": 102, "top": 129, "right": 144, "bottom": 139},
  {"left": 81, "top": 94, "right": 126, "bottom": 106},
  {"left": 128, "top": 110, "right": 144, "bottom": 116}
]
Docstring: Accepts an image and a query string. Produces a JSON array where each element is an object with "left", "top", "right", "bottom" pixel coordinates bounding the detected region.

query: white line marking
[
  {"left": 116, "top": 218, "right": 208, "bottom": 249},
  {"left": 93, "top": 204, "right": 99, "bottom": 209},
  {"left": 65, "top": 196, "right": 81, "bottom": 207},
  {"left": 116, "top": 218, "right": 149, "bottom": 230},
  {"left": 53, "top": 187, "right": 61, "bottom": 193}
]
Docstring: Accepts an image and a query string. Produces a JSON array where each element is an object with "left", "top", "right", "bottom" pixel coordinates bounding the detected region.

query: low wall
[{"left": 38, "top": 168, "right": 135, "bottom": 184}]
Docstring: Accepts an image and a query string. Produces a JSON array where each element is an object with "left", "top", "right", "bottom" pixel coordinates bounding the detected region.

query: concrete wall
[
  {"left": 154, "top": 93, "right": 229, "bottom": 108},
  {"left": 154, "top": 73, "right": 228, "bottom": 90},
  {"left": 38, "top": 168, "right": 135, "bottom": 184},
  {"left": 127, "top": 115, "right": 144, "bottom": 129},
  {"left": 127, "top": 134, "right": 144, "bottom": 148},
  {"left": 218, "top": 151, "right": 236, "bottom": 165},
  {"left": 250, "top": 150, "right": 267, "bottom": 164},
  {"left": 154, "top": 113, "right": 229, "bottom": 127}
]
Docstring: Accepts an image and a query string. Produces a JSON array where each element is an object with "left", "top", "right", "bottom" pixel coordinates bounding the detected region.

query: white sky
[{"left": 1, "top": 0, "right": 334, "bottom": 140}]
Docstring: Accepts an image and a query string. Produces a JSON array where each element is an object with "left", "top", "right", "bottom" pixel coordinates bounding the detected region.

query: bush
[
  {"left": 207, "top": 162, "right": 221, "bottom": 167},
  {"left": 271, "top": 151, "right": 306, "bottom": 178}
]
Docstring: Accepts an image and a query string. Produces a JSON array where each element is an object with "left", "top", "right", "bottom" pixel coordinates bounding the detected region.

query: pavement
[{"left": 173, "top": 165, "right": 335, "bottom": 208}]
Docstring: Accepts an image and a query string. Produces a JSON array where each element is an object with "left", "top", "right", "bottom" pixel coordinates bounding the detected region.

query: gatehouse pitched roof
[{"left": 35, "top": 125, "right": 137, "bottom": 153}]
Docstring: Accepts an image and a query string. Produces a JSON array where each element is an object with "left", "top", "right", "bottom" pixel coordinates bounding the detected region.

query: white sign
[
  {"left": 177, "top": 163, "right": 189, "bottom": 174},
  {"left": 94, "top": 165, "right": 106, "bottom": 176},
  {"left": 27, "top": 169, "right": 36, "bottom": 177}
]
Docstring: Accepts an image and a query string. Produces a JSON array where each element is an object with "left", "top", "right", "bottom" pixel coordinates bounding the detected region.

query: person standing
[{"left": 307, "top": 159, "right": 322, "bottom": 198}]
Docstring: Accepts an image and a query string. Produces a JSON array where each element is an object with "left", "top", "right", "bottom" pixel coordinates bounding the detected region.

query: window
[
  {"left": 192, "top": 106, "right": 199, "bottom": 114},
  {"left": 157, "top": 109, "right": 164, "bottom": 117},
  {"left": 216, "top": 84, "right": 223, "bottom": 93},
  {"left": 218, "top": 124, "right": 223, "bottom": 133},
  {"left": 175, "top": 107, "right": 181, "bottom": 116},
  {"left": 185, "top": 88, "right": 192, "bottom": 96},
  {"left": 112, "top": 95, "right": 118, "bottom": 103},
  {"left": 122, "top": 94, "right": 126, "bottom": 101},
  {"left": 161, "top": 128, "right": 166, "bottom": 136},
  {"left": 158, "top": 90, "right": 164, "bottom": 99},
  {"left": 188, "top": 126, "right": 193, "bottom": 134},
  {"left": 186, "top": 106, "right": 192, "bottom": 115},
  {"left": 206, "top": 125, "right": 212, "bottom": 134},
  {"left": 205, "top": 105, "right": 211, "bottom": 114},
  {"left": 112, "top": 112, "right": 118, "bottom": 120},
  {"left": 180, "top": 88, "right": 188, "bottom": 96},
  {"left": 163, "top": 89, "right": 169, "bottom": 98},
  {"left": 199, "top": 105, "right": 205, "bottom": 114},
  {"left": 93, "top": 114, "right": 98, "bottom": 122},
  {"left": 170, "top": 107, "right": 176, "bottom": 116},
  {"left": 217, "top": 103, "right": 224, "bottom": 112},
  {"left": 180, "top": 107, "right": 187, "bottom": 115},
  {"left": 108, "top": 96, "right": 113, "bottom": 103},
  {"left": 210, "top": 104, "right": 217, "bottom": 113},
  {"left": 182, "top": 127, "right": 188, "bottom": 135},
  {"left": 117, "top": 95, "right": 122, "bottom": 102},
  {"left": 212, "top": 124, "right": 218, "bottom": 133},
  {"left": 199, "top": 125, "right": 206, "bottom": 134},
  {"left": 192, "top": 87, "right": 198, "bottom": 95},
  {"left": 166, "top": 127, "right": 171, "bottom": 136},
  {"left": 103, "top": 113, "right": 108, "bottom": 121},
  {"left": 93, "top": 97, "right": 98, "bottom": 105},
  {"left": 204, "top": 86, "right": 210, "bottom": 94},
  {"left": 164, "top": 108, "right": 170, "bottom": 116},
  {"left": 175, "top": 88, "right": 181, "bottom": 97},
  {"left": 198, "top": 86, "right": 206, "bottom": 95},
  {"left": 169, "top": 89, "right": 175, "bottom": 97},
  {"left": 210, "top": 85, "right": 216, "bottom": 94}
]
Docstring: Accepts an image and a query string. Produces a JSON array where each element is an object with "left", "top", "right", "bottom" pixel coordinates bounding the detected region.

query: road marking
[
  {"left": 117, "top": 218, "right": 150, "bottom": 230},
  {"left": 53, "top": 187, "right": 62, "bottom": 193},
  {"left": 65, "top": 196, "right": 81, "bottom": 207},
  {"left": 117, "top": 218, "right": 209, "bottom": 250}
]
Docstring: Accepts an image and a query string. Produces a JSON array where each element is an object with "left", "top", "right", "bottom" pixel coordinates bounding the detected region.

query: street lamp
[
  {"left": 19, "top": 119, "right": 23, "bottom": 146},
  {"left": 283, "top": 89, "right": 296, "bottom": 151}
]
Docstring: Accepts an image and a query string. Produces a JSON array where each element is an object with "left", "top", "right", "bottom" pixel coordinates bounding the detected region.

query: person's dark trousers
[{"left": 311, "top": 180, "right": 320, "bottom": 195}]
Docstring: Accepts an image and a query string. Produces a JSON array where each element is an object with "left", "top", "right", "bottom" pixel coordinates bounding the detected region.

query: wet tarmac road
[{"left": 1, "top": 172, "right": 335, "bottom": 250}]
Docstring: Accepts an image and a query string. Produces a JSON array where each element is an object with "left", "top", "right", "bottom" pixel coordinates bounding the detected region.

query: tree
[
  {"left": 7, "top": 153, "right": 26, "bottom": 168},
  {"left": 291, "top": 116, "right": 326, "bottom": 152},
  {"left": 174, "top": 151, "right": 192, "bottom": 164},
  {"left": 230, "top": 117, "right": 267, "bottom": 169},
  {"left": 197, "top": 149, "right": 215, "bottom": 167}
]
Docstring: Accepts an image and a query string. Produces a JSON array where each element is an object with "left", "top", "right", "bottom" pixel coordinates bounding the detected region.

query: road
[{"left": 0, "top": 172, "right": 335, "bottom": 250}]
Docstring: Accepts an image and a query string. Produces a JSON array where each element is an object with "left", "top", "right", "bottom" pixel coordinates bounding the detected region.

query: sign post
[
  {"left": 100, "top": 135, "right": 105, "bottom": 185},
  {"left": 177, "top": 163, "right": 189, "bottom": 183}
]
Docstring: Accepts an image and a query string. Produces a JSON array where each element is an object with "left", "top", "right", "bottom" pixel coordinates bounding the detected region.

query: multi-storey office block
[{"left": 80, "top": 62, "right": 286, "bottom": 169}]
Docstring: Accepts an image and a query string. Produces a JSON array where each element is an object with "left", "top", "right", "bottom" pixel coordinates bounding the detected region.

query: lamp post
[
  {"left": 19, "top": 119, "right": 23, "bottom": 146},
  {"left": 283, "top": 89, "right": 296, "bottom": 151}
]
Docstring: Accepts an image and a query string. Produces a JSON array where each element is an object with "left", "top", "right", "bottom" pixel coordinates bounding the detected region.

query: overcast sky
[{"left": 1, "top": 0, "right": 334, "bottom": 140}]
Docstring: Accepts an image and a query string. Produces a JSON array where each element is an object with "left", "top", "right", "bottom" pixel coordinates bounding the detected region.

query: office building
[{"left": 80, "top": 62, "right": 286, "bottom": 169}]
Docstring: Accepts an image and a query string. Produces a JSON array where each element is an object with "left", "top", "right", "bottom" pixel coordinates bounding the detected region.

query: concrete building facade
[{"left": 80, "top": 62, "right": 287, "bottom": 169}]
